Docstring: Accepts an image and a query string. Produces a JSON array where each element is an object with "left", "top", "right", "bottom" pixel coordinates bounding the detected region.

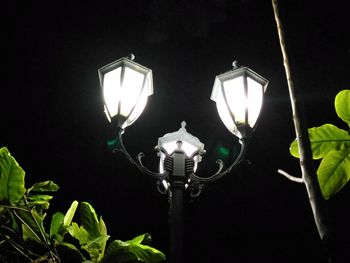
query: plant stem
[
  {"left": 271, "top": 0, "right": 334, "bottom": 260},
  {"left": 0, "top": 204, "right": 31, "bottom": 212},
  {"left": 22, "top": 196, "right": 59, "bottom": 262},
  {"left": 12, "top": 210, "right": 46, "bottom": 248}
]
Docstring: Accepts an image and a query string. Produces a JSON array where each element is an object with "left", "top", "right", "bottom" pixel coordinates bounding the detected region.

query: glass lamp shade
[
  {"left": 157, "top": 121, "right": 205, "bottom": 173},
  {"left": 98, "top": 57, "right": 153, "bottom": 129},
  {"left": 211, "top": 66, "right": 268, "bottom": 138}
]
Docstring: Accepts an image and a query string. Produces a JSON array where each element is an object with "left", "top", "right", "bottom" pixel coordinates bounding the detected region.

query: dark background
[{"left": 2, "top": 0, "right": 350, "bottom": 262}]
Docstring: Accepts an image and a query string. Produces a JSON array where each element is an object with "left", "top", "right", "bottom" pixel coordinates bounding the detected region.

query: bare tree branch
[
  {"left": 271, "top": 0, "right": 334, "bottom": 260},
  {"left": 277, "top": 169, "right": 303, "bottom": 183}
]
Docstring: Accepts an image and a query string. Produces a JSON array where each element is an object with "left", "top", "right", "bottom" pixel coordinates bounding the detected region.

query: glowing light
[
  {"left": 161, "top": 141, "right": 199, "bottom": 157},
  {"left": 99, "top": 57, "right": 153, "bottom": 129},
  {"left": 211, "top": 66, "right": 268, "bottom": 138},
  {"left": 247, "top": 77, "right": 263, "bottom": 127},
  {"left": 103, "top": 67, "right": 122, "bottom": 118},
  {"left": 157, "top": 122, "right": 205, "bottom": 174}
]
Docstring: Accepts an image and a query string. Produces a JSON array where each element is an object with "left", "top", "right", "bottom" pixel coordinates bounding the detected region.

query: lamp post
[{"left": 98, "top": 55, "right": 268, "bottom": 263}]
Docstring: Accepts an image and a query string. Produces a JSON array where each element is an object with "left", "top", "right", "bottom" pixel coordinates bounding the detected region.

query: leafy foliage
[
  {"left": 335, "top": 89, "right": 350, "bottom": 126},
  {"left": 290, "top": 90, "right": 350, "bottom": 199},
  {"left": 0, "top": 147, "right": 165, "bottom": 263},
  {"left": 0, "top": 147, "right": 26, "bottom": 204}
]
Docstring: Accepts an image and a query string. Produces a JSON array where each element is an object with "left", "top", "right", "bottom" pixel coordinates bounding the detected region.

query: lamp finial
[
  {"left": 232, "top": 60, "right": 239, "bottom": 69},
  {"left": 128, "top": 53, "right": 135, "bottom": 61}
]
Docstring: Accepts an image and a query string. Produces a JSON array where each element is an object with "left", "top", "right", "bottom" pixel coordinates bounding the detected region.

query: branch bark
[
  {"left": 277, "top": 169, "right": 303, "bottom": 183},
  {"left": 271, "top": 0, "right": 335, "bottom": 260}
]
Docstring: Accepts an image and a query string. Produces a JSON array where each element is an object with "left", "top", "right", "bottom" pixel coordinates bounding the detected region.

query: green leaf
[
  {"left": 103, "top": 240, "right": 131, "bottom": 263},
  {"left": 27, "top": 180, "right": 59, "bottom": 193},
  {"left": 28, "top": 195, "right": 52, "bottom": 207},
  {"left": 50, "top": 212, "right": 64, "bottom": 239},
  {"left": 0, "top": 147, "right": 26, "bottom": 204},
  {"left": 18, "top": 208, "right": 47, "bottom": 244},
  {"left": 22, "top": 222, "right": 41, "bottom": 243},
  {"left": 78, "top": 202, "right": 109, "bottom": 262},
  {"left": 81, "top": 235, "right": 110, "bottom": 262},
  {"left": 335, "top": 89, "right": 350, "bottom": 126},
  {"left": 127, "top": 233, "right": 149, "bottom": 245},
  {"left": 318, "top": 148, "right": 350, "bottom": 199},
  {"left": 27, "top": 201, "right": 50, "bottom": 211},
  {"left": 99, "top": 217, "right": 108, "bottom": 237},
  {"left": 64, "top": 200, "right": 79, "bottom": 226},
  {"left": 27, "top": 194, "right": 53, "bottom": 210},
  {"left": 128, "top": 243, "right": 166, "bottom": 263},
  {"left": 103, "top": 235, "right": 165, "bottom": 263},
  {"left": 99, "top": 217, "right": 108, "bottom": 260},
  {"left": 28, "top": 194, "right": 53, "bottom": 202},
  {"left": 68, "top": 222, "right": 90, "bottom": 245},
  {"left": 80, "top": 202, "right": 100, "bottom": 238},
  {"left": 290, "top": 124, "right": 350, "bottom": 159}
]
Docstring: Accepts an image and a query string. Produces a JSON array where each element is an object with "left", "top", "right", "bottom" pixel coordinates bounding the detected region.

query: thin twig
[
  {"left": 278, "top": 169, "right": 303, "bottom": 183},
  {"left": 1, "top": 225, "right": 17, "bottom": 234}
]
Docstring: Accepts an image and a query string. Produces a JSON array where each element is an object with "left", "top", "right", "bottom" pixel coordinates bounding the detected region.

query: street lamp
[{"left": 98, "top": 55, "right": 268, "bottom": 263}]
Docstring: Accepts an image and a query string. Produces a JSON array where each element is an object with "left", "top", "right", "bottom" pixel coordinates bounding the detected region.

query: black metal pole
[
  {"left": 169, "top": 149, "right": 186, "bottom": 263},
  {"left": 169, "top": 182, "right": 184, "bottom": 263}
]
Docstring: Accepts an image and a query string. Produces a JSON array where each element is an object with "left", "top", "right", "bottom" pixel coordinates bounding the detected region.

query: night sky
[{"left": 3, "top": 1, "right": 350, "bottom": 262}]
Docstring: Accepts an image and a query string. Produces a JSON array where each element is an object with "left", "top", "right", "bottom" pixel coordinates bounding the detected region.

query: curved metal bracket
[
  {"left": 189, "top": 138, "right": 247, "bottom": 184},
  {"left": 114, "top": 128, "right": 168, "bottom": 181},
  {"left": 113, "top": 128, "right": 249, "bottom": 197},
  {"left": 188, "top": 181, "right": 205, "bottom": 198},
  {"left": 156, "top": 180, "right": 170, "bottom": 195}
]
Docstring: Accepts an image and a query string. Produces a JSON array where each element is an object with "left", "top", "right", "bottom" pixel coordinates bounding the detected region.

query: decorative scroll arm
[
  {"left": 113, "top": 128, "right": 168, "bottom": 180},
  {"left": 189, "top": 138, "right": 248, "bottom": 184}
]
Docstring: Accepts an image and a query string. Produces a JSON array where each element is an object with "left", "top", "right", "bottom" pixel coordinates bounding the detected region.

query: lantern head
[
  {"left": 98, "top": 56, "right": 153, "bottom": 129},
  {"left": 157, "top": 121, "right": 205, "bottom": 173},
  {"left": 211, "top": 65, "right": 268, "bottom": 139}
]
